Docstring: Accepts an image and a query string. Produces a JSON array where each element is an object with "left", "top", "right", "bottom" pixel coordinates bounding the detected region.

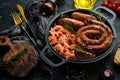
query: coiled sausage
[{"left": 75, "top": 20, "right": 113, "bottom": 54}]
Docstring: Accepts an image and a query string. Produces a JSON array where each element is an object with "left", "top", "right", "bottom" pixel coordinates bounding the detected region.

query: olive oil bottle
[{"left": 74, "top": 0, "right": 96, "bottom": 10}]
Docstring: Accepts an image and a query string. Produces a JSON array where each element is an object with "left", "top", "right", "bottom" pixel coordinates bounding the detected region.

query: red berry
[
  {"left": 58, "top": 32, "right": 62, "bottom": 37},
  {"left": 114, "top": 1, "right": 120, "bottom": 8},
  {"left": 108, "top": 3, "right": 116, "bottom": 11},
  {"left": 60, "top": 42, "right": 64, "bottom": 46},
  {"left": 63, "top": 49, "right": 67, "bottom": 53},
  {"left": 116, "top": 6, "right": 120, "bottom": 15},
  {"left": 68, "top": 38, "right": 73, "bottom": 45},
  {"left": 101, "top": 1, "right": 109, "bottom": 7},
  {"left": 107, "top": 0, "right": 114, "bottom": 4}
]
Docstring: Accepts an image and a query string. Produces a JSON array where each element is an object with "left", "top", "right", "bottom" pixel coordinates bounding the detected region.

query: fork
[
  {"left": 16, "top": 4, "right": 41, "bottom": 45},
  {"left": 12, "top": 12, "right": 37, "bottom": 47}
]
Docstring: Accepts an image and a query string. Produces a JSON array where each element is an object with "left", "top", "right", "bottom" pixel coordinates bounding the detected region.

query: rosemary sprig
[
  {"left": 91, "top": 12, "right": 107, "bottom": 23},
  {"left": 74, "top": 70, "right": 90, "bottom": 80},
  {"left": 0, "top": 46, "right": 29, "bottom": 68},
  {"left": 64, "top": 23, "right": 76, "bottom": 34},
  {"left": 59, "top": 13, "right": 70, "bottom": 18},
  {"left": 7, "top": 46, "right": 29, "bottom": 64},
  {"left": 74, "top": 63, "right": 101, "bottom": 80},
  {"left": 71, "top": 44, "right": 96, "bottom": 60}
]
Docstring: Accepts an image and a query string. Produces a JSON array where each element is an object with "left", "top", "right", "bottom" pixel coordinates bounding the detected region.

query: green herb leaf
[
  {"left": 91, "top": 12, "right": 107, "bottom": 23},
  {"left": 7, "top": 45, "right": 29, "bottom": 64},
  {"left": 74, "top": 63, "right": 101, "bottom": 80},
  {"left": 64, "top": 23, "right": 76, "bottom": 34},
  {"left": 59, "top": 14, "right": 70, "bottom": 18}
]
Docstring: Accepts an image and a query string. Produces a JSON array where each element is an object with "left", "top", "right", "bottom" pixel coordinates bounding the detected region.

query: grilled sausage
[
  {"left": 58, "top": 18, "right": 85, "bottom": 31},
  {"left": 71, "top": 12, "right": 96, "bottom": 22},
  {"left": 75, "top": 20, "right": 113, "bottom": 54}
]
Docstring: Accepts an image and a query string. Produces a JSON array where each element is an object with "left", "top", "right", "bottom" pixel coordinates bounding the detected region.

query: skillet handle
[
  {"left": 40, "top": 45, "right": 66, "bottom": 67},
  {"left": 93, "top": 6, "right": 116, "bottom": 22}
]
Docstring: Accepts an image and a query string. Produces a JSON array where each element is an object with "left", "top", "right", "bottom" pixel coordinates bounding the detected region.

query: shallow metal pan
[{"left": 40, "top": 6, "right": 118, "bottom": 67}]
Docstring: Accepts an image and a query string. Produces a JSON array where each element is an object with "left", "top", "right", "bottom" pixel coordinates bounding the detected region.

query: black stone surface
[{"left": 0, "top": 0, "right": 120, "bottom": 80}]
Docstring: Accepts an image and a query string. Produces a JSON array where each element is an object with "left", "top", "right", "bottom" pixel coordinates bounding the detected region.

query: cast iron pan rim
[{"left": 46, "top": 9, "right": 117, "bottom": 64}]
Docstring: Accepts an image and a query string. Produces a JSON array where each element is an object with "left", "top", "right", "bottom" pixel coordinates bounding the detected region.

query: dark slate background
[{"left": 0, "top": 0, "right": 120, "bottom": 80}]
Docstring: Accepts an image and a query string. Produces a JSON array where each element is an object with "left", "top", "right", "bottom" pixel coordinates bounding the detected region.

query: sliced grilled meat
[{"left": 2, "top": 42, "right": 38, "bottom": 78}]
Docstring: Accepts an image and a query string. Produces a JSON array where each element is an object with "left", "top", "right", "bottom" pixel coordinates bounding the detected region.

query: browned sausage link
[
  {"left": 75, "top": 23, "right": 113, "bottom": 54},
  {"left": 71, "top": 12, "right": 97, "bottom": 22},
  {"left": 77, "top": 25, "right": 107, "bottom": 45},
  {"left": 58, "top": 18, "right": 85, "bottom": 31},
  {"left": 88, "top": 19, "right": 113, "bottom": 35}
]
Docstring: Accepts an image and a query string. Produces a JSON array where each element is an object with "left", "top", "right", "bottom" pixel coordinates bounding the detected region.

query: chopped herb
[
  {"left": 91, "top": 12, "right": 107, "bottom": 23},
  {"left": 7, "top": 46, "right": 29, "bottom": 64},
  {"left": 64, "top": 23, "right": 76, "bottom": 34},
  {"left": 72, "top": 44, "right": 96, "bottom": 60},
  {"left": 59, "top": 13, "right": 70, "bottom": 18}
]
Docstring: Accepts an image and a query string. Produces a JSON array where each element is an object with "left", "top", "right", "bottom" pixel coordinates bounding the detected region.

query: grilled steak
[{"left": 2, "top": 42, "right": 38, "bottom": 78}]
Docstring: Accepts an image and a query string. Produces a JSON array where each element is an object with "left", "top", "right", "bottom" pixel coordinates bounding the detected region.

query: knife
[
  {"left": 16, "top": 4, "right": 42, "bottom": 47},
  {"left": 16, "top": 4, "right": 28, "bottom": 22}
]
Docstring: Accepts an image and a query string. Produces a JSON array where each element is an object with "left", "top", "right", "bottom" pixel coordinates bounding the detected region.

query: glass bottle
[{"left": 74, "top": 0, "right": 96, "bottom": 10}]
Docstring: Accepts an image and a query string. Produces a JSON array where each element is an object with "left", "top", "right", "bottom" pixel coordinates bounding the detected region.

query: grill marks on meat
[{"left": 2, "top": 43, "right": 38, "bottom": 77}]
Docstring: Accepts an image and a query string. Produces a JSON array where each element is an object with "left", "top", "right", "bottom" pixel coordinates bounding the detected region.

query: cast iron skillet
[{"left": 40, "top": 6, "right": 117, "bottom": 67}]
